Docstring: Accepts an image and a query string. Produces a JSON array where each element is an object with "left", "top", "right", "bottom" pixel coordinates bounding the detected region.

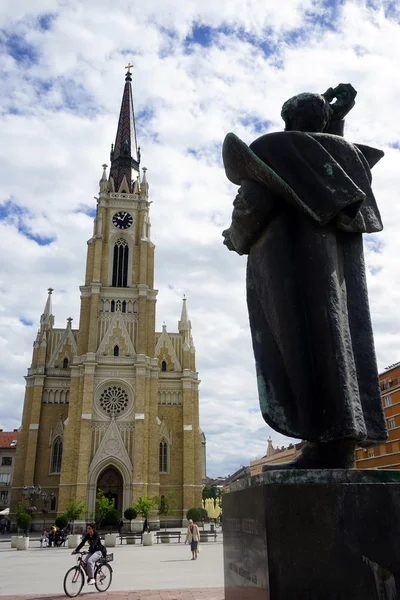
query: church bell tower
[{"left": 11, "top": 66, "right": 203, "bottom": 525}]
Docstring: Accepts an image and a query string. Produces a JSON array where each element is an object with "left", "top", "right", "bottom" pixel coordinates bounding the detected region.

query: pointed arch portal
[{"left": 97, "top": 466, "right": 123, "bottom": 511}]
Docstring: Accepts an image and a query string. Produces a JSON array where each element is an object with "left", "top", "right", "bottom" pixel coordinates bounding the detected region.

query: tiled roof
[{"left": 0, "top": 432, "right": 19, "bottom": 449}]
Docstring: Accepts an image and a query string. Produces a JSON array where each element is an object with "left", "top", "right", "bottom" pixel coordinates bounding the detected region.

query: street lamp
[
  {"left": 40, "top": 491, "right": 56, "bottom": 529},
  {"left": 22, "top": 486, "right": 55, "bottom": 527},
  {"left": 22, "top": 484, "right": 42, "bottom": 513}
]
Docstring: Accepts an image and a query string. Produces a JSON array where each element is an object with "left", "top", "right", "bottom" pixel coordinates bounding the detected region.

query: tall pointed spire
[
  {"left": 40, "top": 288, "right": 54, "bottom": 329},
  {"left": 109, "top": 65, "right": 140, "bottom": 193},
  {"left": 178, "top": 295, "right": 191, "bottom": 333}
]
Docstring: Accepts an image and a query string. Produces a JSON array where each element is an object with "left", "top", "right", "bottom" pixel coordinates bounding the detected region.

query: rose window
[{"left": 99, "top": 386, "right": 129, "bottom": 415}]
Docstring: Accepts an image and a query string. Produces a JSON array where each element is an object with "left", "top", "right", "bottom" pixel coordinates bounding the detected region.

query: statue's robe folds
[{"left": 223, "top": 131, "right": 387, "bottom": 444}]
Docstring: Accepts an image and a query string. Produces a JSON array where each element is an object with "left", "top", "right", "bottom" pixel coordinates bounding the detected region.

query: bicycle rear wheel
[
  {"left": 94, "top": 563, "right": 112, "bottom": 592},
  {"left": 63, "top": 566, "right": 84, "bottom": 597}
]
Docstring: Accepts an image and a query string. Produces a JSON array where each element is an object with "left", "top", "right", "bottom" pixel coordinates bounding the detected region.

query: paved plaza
[{"left": 0, "top": 534, "right": 224, "bottom": 600}]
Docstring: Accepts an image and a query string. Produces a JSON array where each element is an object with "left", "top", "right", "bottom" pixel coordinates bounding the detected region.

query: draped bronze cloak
[{"left": 223, "top": 131, "right": 387, "bottom": 444}]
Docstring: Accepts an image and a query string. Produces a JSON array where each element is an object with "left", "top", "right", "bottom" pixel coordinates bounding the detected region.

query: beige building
[
  {"left": 250, "top": 438, "right": 304, "bottom": 475},
  {"left": 0, "top": 431, "right": 19, "bottom": 511},
  {"left": 11, "top": 69, "right": 203, "bottom": 526}
]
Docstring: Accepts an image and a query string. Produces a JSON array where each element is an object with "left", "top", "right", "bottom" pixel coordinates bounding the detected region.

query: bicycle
[{"left": 63, "top": 551, "right": 113, "bottom": 597}]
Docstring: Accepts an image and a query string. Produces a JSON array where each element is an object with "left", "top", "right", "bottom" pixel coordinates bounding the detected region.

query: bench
[
  {"left": 155, "top": 531, "right": 181, "bottom": 543},
  {"left": 119, "top": 532, "right": 143, "bottom": 545},
  {"left": 199, "top": 530, "right": 218, "bottom": 542}
]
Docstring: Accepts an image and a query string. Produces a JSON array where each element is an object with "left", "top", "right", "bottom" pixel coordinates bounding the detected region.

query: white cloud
[{"left": 1, "top": 0, "right": 400, "bottom": 476}]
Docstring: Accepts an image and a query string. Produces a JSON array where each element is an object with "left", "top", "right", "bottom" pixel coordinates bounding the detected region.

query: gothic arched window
[
  {"left": 111, "top": 300, "right": 115, "bottom": 312},
  {"left": 159, "top": 440, "right": 168, "bottom": 473},
  {"left": 112, "top": 239, "right": 129, "bottom": 287},
  {"left": 122, "top": 300, "right": 126, "bottom": 313},
  {"left": 63, "top": 357, "right": 69, "bottom": 369},
  {"left": 114, "top": 345, "right": 119, "bottom": 357},
  {"left": 50, "top": 495, "right": 56, "bottom": 511},
  {"left": 161, "top": 361, "right": 167, "bottom": 372},
  {"left": 51, "top": 437, "right": 63, "bottom": 474}
]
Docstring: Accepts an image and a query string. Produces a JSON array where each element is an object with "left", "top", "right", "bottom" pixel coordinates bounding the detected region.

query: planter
[
  {"left": 142, "top": 532, "right": 153, "bottom": 546},
  {"left": 11, "top": 536, "right": 18, "bottom": 549},
  {"left": 16, "top": 536, "right": 29, "bottom": 551},
  {"left": 160, "top": 535, "right": 170, "bottom": 543},
  {"left": 148, "top": 518, "right": 160, "bottom": 531},
  {"left": 104, "top": 533, "right": 117, "bottom": 548},
  {"left": 131, "top": 519, "right": 144, "bottom": 533},
  {"left": 126, "top": 537, "right": 136, "bottom": 545},
  {"left": 68, "top": 534, "right": 82, "bottom": 549},
  {"left": 200, "top": 534, "right": 209, "bottom": 543}
]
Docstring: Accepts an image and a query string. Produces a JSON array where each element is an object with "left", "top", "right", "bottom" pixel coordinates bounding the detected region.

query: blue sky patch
[
  {"left": 20, "top": 318, "right": 33, "bottom": 327},
  {"left": 37, "top": 13, "right": 58, "bottom": 31},
  {"left": 0, "top": 199, "right": 55, "bottom": 246},
  {"left": 240, "top": 116, "right": 273, "bottom": 134},
  {"left": 76, "top": 205, "right": 96, "bottom": 218},
  {"left": 365, "top": 235, "right": 384, "bottom": 254},
  {"left": 2, "top": 32, "right": 38, "bottom": 66}
]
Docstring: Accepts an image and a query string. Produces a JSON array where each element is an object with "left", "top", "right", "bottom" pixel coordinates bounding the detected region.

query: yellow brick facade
[{"left": 11, "top": 75, "right": 203, "bottom": 527}]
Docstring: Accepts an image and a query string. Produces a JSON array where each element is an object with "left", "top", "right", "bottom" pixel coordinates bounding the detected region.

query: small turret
[
  {"left": 178, "top": 296, "right": 191, "bottom": 333},
  {"left": 99, "top": 164, "right": 108, "bottom": 193},
  {"left": 140, "top": 167, "right": 149, "bottom": 198},
  {"left": 40, "top": 288, "right": 54, "bottom": 331}
]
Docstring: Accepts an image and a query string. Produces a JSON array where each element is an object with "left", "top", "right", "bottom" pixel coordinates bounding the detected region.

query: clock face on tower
[{"left": 112, "top": 211, "right": 133, "bottom": 230}]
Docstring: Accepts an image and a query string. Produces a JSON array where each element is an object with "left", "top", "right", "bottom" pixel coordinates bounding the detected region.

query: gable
[
  {"left": 155, "top": 330, "right": 181, "bottom": 371},
  {"left": 97, "top": 312, "right": 135, "bottom": 357}
]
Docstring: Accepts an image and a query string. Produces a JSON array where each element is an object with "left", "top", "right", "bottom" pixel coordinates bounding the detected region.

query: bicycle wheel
[
  {"left": 94, "top": 563, "right": 112, "bottom": 592},
  {"left": 63, "top": 566, "right": 84, "bottom": 597}
]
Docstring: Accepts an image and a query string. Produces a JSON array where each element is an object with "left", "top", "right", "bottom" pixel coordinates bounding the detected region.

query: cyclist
[{"left": 71, "top": 523, "right": 104, "bottom": 585}]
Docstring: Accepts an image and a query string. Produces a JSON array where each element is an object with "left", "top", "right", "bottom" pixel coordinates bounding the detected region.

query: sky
[{"left": 1, "top": 0, "right": 400, "bottom": 478}]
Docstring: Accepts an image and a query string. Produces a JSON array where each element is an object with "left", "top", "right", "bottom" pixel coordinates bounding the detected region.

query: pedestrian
[
  {"left": 142, "top": 517, "right": 148, "bottom": 533},
  {"left": 40, "top": 529, "right": 49, "bottom": 547},
  {"left": 48, "top": 526, "right": 57, "bottom": 547},
  {"left": 72, "top": 522, "right": 105, "bottom": 585},
  {"left": 118, "top": 518, "right": 124, "bottom": 535},
  {"left": 185, "top": 519, "right": 200, "bottom": 560},
  {"left": 0, "top": 517, "right": 6, "bottom": 534}
]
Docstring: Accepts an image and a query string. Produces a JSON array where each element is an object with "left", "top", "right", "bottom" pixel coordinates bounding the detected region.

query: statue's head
[{"left": 281, "top": 93, "right": 332, "bottom": 132}]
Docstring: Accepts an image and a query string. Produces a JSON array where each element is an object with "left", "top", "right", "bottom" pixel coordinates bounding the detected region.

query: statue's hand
[
  {"left": 222, "top": 229, "right": 235, "bottom": 251},
  {"left": 323, "top": 83, "right": 357, "bottom": 121}
]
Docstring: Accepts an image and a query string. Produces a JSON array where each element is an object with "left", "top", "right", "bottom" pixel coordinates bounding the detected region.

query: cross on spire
[{"left": 125, "top": 62, "right": 134, "bottom": 73}]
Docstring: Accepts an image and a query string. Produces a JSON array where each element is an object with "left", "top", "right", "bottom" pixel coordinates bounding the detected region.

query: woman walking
[{"left": 185, "top": 519, "right": 200, "bottom": 560}]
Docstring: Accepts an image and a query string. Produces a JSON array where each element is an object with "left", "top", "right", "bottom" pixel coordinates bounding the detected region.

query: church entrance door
[{"left": 97, "top": 466, "right": 123, "bottom": 512}]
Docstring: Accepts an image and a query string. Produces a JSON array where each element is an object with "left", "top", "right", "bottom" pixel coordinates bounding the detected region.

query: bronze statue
[{"left": 222, "top": 84, "right": 388, "bottom": 470}]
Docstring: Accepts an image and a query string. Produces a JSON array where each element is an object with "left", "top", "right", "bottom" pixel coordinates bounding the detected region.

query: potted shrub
[
  {"left": 96, "top": 490, "right": 117, "bottom": 547},
  {"left": 133, "top": 496, "right": 157, "bottom": 546},
  {"left": 64, "top": 499, "right": 85, "bottom": 548},
  {"left": 16, "top": 512, "right": 32, "bottom": 550},
  {"left": 55, "top": 514, "right": 68, "bottom": 529},
  {"left": 124, "top": 507, "right": 138, "bottom": 543},
  {"left": 157, "top": 491, "right": 176, "bottom": 543}
]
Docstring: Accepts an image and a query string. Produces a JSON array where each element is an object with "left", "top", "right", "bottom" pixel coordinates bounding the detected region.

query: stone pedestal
[{"left": 223, "top": 469, "right": 400, "bottom": 600}]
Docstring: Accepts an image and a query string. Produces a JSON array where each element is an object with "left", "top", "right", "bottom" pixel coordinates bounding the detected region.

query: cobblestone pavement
[
  {"left": 0, "top": 531, "right": 224, "bottom": 599},
  {"left": 0, "top": 589, "right": 224, "bottom": 600}
]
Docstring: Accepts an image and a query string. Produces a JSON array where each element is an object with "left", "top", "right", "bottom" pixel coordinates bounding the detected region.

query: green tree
[
  {"left": 124, "top": 507, "right": 138, "bottom": 532},
  {"left": 55, "top": 514, "right": 69, "bottom": 529},
  {"left": 133, "top": 496, "right": 157, "bottom": 523},
  {"left": 96, "top": 489, "right": 115, "bottom": 529},
  {"left": 16, "top": 510, "right": 32, "bottom": 536},
  {"left": 102, "top": 507, "right": 119, "bottom": 533},
  {"left": 186, "top": 507, "right": 203, "bottom": 523},
  {"left": 157, "top": 491, "right": 176, "bottom": 531},
  {"left": 202, "top": 483, "right": 221, "bottom": 505},
  {"left": 64, "top": 499, "right": 86, "bottom": 534}
]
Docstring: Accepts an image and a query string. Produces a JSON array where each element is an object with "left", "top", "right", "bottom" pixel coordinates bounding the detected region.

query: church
[{"left": 11, "top": 67, "right": 204, "bottom": 527}]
